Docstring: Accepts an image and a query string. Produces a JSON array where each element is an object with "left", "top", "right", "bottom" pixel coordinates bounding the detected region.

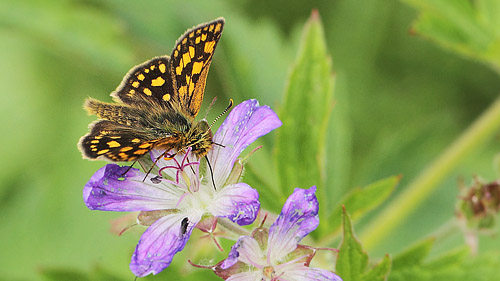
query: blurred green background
[{"left": 2, "top": 0, "right": 500, "bottom": 280}]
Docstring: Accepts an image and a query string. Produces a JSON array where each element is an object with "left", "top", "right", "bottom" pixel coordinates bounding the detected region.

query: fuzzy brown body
[{"left": 79, "top": 19, "right": 224, "bottom": 162}]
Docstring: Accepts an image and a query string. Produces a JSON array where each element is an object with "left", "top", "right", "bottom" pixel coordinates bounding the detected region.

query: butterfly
[{"left": 79, "top": 18, "right": 226, "bottom": 163}]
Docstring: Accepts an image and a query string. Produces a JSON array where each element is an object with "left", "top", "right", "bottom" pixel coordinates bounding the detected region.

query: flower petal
[
  {"left": 222, "top": 236, "right": 265, "bottom": 270},
  {"left": 84, "top": 164, "right": 183, "bottom": 212},
  {"left": 130, "top": 214, "right": 198, "bottom": 276},
  {"left": 209, "top": 99, "right": 282, "bottom": 187},
  {"left": 267, "top": 187, "right": 319, "bottom": 263},
  {"left": 226, "top": 271, "right": 263, "bottom": 281},
  {"left": 281, "top": 263, "right": 342, "bottom": 281},
  {"left": 209, "top": 183, "right": 260, "bottom": 226}
]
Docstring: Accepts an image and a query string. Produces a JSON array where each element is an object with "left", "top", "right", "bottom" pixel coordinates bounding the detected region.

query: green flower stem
[{"left": 360, "top": 95, "right": 500, "bottom": 251}]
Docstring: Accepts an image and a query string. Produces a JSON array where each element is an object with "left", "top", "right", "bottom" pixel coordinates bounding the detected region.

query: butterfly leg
[
  {"left": 205, "top": 155, "right": 217, "bottom": 190},
  {"left": 142, "top": 150, "right": 175, "bottom": 181},
  {"left": 121, "top": 159, "right": 139, "bottom": 176}
]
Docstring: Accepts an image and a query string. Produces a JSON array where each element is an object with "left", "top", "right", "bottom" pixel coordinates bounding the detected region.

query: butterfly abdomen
[{"left": 84, "top": 98, "right": 141, "bottom": 127}]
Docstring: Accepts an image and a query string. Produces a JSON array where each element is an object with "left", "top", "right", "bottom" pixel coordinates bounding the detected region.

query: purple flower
[
  {"left": 216, "top": 187, "right": 342, "bottom": 281},
  {"left": 83, "top": 99, "right": 282, "bottom": 277}
]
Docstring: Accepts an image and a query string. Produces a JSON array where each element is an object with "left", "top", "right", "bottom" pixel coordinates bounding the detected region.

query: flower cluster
[
  {"left": 215, "top": 187, "right": 342, "bottom": 281},
  {"left": 83, "top": 99, "right": 342, "bottom": 280}
]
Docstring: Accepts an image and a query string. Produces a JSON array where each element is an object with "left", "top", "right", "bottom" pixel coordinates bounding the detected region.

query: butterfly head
[{"left": 183, "top": 119, "right": 213, "bottom": 158}]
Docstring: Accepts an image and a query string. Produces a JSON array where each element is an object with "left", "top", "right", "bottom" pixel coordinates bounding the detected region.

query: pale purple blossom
[
  {"left": 216, "top": 187, "right": 342, "bottom": 281},
  {"left": 83, "top": 99, "right": 282, "bottom": 277}
]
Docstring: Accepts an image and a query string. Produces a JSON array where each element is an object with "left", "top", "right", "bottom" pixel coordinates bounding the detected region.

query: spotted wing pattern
[
  {"left": 111, "top": 57, "right": 176, "bottom": 110},
  {"left": 170, "top": 18, "right": 224, "bottom": 119},
  {"left": 79, "top": 121, "right": 161, "bottom": 161}
]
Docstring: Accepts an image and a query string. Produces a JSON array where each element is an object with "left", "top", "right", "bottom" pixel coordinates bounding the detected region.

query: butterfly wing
[
  {"left": 79, "top": 120, "right": 175, "bottom": 162},
  {"left": 111, "top": 18, "right": 225, "bottom": 120},
  {"left": 80, "top": 19, "right": 225, "bottom": 162},
  {"left": 169, "top": 18, "right": 225, "bottom": 119},
  {"left": 111, "top": 57, "right": 177, "bottom": 111}
]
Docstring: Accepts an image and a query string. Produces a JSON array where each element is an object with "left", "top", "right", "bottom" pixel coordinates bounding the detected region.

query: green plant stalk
[{"left": 360, "top": 94, "right": 500, "bottom": 250}]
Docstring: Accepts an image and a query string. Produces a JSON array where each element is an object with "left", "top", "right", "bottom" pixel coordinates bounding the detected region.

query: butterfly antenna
[
  {"left": 205, "top": 156, "right": 217, "bottom": 190},
  {"left": 211, "top": 99, "right": 233, "bottom": 128}
]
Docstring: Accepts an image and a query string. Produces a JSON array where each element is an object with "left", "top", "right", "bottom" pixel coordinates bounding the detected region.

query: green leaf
[
  {"left": 337, "top": 208, "right": 395, "bottom": 281},
  {"left": 422, "top": 246, "right": 469, "bottom": 271},
  {"left": 401, "top": 0, "right": 500, "bottom": 73},
  {"left": 324, "top": 71, "right": 352, "bottom": 205},
  {"left": 274, "top": 11, "right": 335, "bottom": 200},
  {"left": 389, "top": 243, "right": 500, "bottom": 281},
  {"left": 361, "top": 254, "right": 392, "bottom": 281},
  {"left": 392, "top": 237, "right": 435, "bottom": 271},
  {"left": 329, "top": 175, "right": 400, "bottom": 234},
  {"left": 336, "top": 208, "right": 369, "bottom": 281}
]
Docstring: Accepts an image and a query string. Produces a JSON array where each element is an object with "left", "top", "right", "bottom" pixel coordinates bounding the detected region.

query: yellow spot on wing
[
  {"left": 189, "top": 46, "right": 195, "bottom": 58},
  {"left": 182, "top": 37, "right": 188, "bottom": 44},
  {"left": 137, "top": 74, "right": 145, "bottom": 81},
  {"left": 107, "top": 140, "right": 121, "bottom": 148},
  {"left": 90, "top": 140, "right": 99, "bottom": 144},
  {"left": 131, "top": 138, "right": 141, "bottom": 143},
  {"left": 215, "top": 23, "right": 222, "bottom": 33},
  {"left": 176, "top": 65, "right": 183, "bottom": 75},
  {"left": 132, "top": 81, "right": 140, "bottom": 88},
  {"left": 195, "top": 36, "right": 201, "bottom": 44},
  {"left": 201, "top": 33, "right": 207, "bottom": 41},
  {"left": 143, "top": 88, "right": 152, "bottom": 96},
  {"left": 144, "top": 69, "right": 149, "bottom": 73},
  {"left": 189, "top": 32, "right": 194, "bottom": 38},
  {"left": 139, "top": 143, "right": 152, "bottom": 149},
  {"left": 119, "top": 152, "right": 128, "bottom": 158},
  {"left": 159, "top": 64, "right": 166, "bottom": 73},
  {"left": 97, "top": 149, "right": 109, "bottom": 155},
  {"left": 151, "top": 77, "right": 165, "bottom": 86},
  {"left": 182, "top": 52, "right": 191, "bottom": 65},
  {"left": 120, "top": 146, "right": 133, "bottom": 152},
  {"left": 204, "top": 40, "right": 215, "bottom": 53},
  {"left": 174, "top": 50, "right": 179, "bottom": 57},
  {"left": 192, "top": 61, "right": 203, "bottom": 74},
  {"left": 163, "top": 94, "right": 171, "bottom": 101},
  {"left": 150, "top": 65, "right": 156, "bottom": 70},
  {"left": 134, "top": 149, "right": 149, "bottom": 155},
  {"left": 189, "top": 81, "right": 194, "bottom": 95},
  {"left": 209, "top": 24, "right": 214, "bottom": 32}
]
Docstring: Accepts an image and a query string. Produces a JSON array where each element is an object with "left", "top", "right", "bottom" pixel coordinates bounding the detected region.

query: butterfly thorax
[{"left": 154, "top": 118, "right": 213, "bottom": 158}]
